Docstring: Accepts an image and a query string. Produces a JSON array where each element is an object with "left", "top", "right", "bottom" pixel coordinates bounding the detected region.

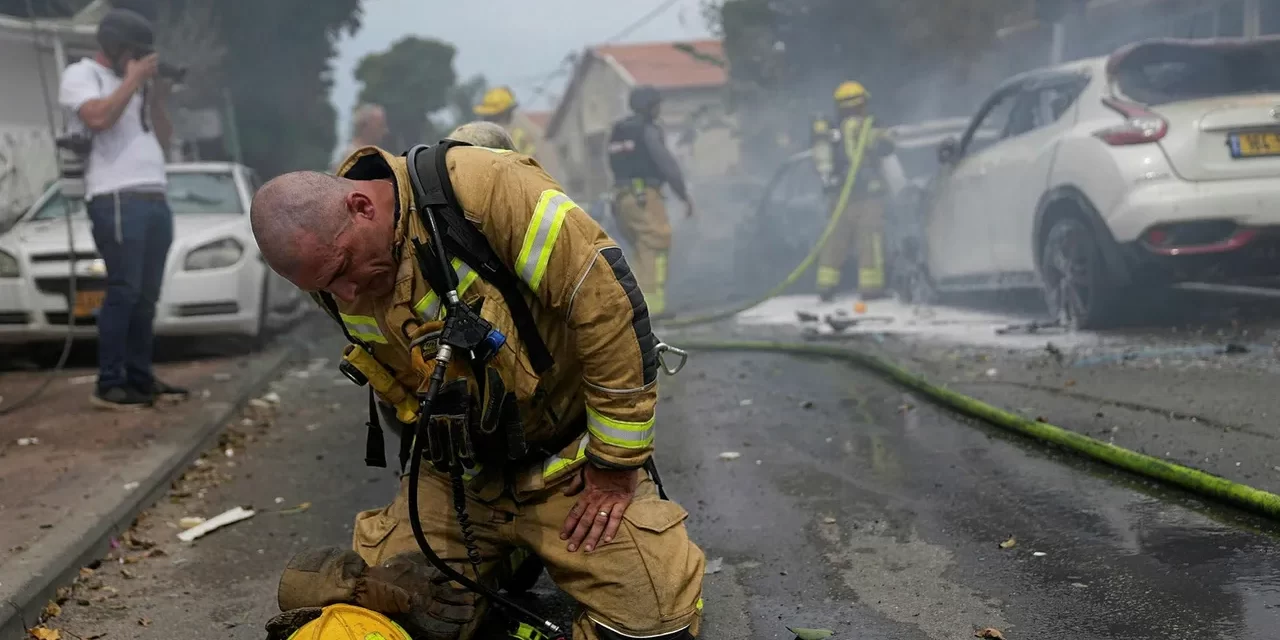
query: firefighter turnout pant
[
  {"left": 353, "top": 468, "right": 705, "bottom": 639},
  {"left": 613, "top": 186, "right": 673, "bottom": 316},
  {"left": 816, "top": 195, "right": 886, "bottom": 299}
]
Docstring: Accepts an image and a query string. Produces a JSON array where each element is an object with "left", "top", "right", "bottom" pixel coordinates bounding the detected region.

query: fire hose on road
[{"left": 652, "top": 143, "right": 1280, "bottom": 522}]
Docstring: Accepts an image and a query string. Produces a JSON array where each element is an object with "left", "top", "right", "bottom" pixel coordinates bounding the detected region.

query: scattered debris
[
  {"left": 739, "top": 399, "right": 753, "bottom": 407},
  {"left": 717, "top": 452, "right": 742, "bottom": 461},
  {"left": 1032, "top": 551, "right": 1047, "bottom": 557},
  {"left": 28, "top": 627, "right": 61, "bottom": 640},
  {"left": 995, "top": 319, "right": 1063, "bottom": 335},
  {"left": 853, "top": 301, "right": 868, "bottom": 314},
  {"left": 262, "top": 391, "right": 282, "bottom": 405},
  {"left": 822, "top": 517, "right": 837, "bottom": 525},
  {"left": 704, "top": 557, "right": 724, "bottom": 575},
  {"left": 274, "top": 497, "right": 285, "bottom": 504},
  {"left": 1071, "top": 582, "right": 1088, "bottom": 588},
  {"left": 974, "top": 628, "right": 1005, "bottom": 639},
  {"left": 800, "top": 400, "right": 814, "bottom": 409},
  {"left": 178, "top": 517, "right": 205, "bottom": 530},
  {"left": 122, "top": 482, "right": 140, "bottom": 491},
  {"left": 120, "top": 568, "right": 136, "bottom": 580},
  {"left": 305, "top": 423, "right": 320, "bottom": 432},
  {"left": 138, "top": 617, "right": 152, "bottom": 628},
  {"left": 17, "top": 437, "right": 40, "bottom": 446},
  {"left": 78, "top": 567, "right": 95, "bottom": 579},
  {"left": 279, "top": 502, "right": 312, "bottom": 515},
  {"left": 177, "top": 506, "right": 255, "bottom": 542},
  {"left": 787, "top": 628, "right": 834, "bottom": 640},
  {"left": 41, "top": 601, "right": 61, "bottom": 619},
  {"left": 224, "top": 448, "right": 235, "bottom": 458},
  {"left": 999, "top": 536, "right": 1017, "bottom": 550}
]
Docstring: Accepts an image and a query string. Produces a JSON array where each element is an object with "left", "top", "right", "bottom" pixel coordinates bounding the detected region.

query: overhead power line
[{"left": 605, "top": 0, "right": 683, "bottom": 43}]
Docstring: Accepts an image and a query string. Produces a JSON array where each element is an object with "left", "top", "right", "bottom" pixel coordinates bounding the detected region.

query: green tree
[
  {"left": 355, "top": 36, "right": 459, "bottom": 150},
  {"left": 160, "top": 0, "right": 362, "bottom": 177}
]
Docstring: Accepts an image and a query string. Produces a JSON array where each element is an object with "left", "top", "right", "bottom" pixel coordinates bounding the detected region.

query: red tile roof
[{"left": 593, "top": 39, "right": 727, "bottom": 89}]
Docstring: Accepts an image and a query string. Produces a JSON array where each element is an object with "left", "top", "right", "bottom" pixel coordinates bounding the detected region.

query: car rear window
[
  {"left": 1114, "top": 44, "right": 1280, "bottom": 105},
  {"left": 30, "top": 171, "right": 242, "bottom": 220}
]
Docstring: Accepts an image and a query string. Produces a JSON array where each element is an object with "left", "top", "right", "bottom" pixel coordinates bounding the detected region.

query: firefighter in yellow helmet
[
  {"left": 812, "top": 81, "right": 895, "bottom": 301},
  {"left": 473, "top": 87, "right": 535, "bottom": 156},
  {"left": 606, "top": 85, "right": 694, "bottom": 317},
  {"left": 250, "top": 137, "right": 704, "bottom": 640}
]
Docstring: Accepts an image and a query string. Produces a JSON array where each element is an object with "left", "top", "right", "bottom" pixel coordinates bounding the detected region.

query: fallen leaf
[
  {"left": 78, "top": 567, "right": 95, "bottom": 579},
  {"left": 999, "top": 536, "right": 1017, "bottom": 550},
  {"left": 29, "top": 627, "right": 60, "bottom": 640},
  {"left": 788, "top": 628, "right": 834, "bottom": 640},
  {"left": 120, "top": 568, "right": 136, "bottom": 580},
  {"left": 17, "top": 437, "right": 41, "bottom": 446},
  {"left": 54, "top": 587, "right": 72, "bottom": 603},
  {"left": 1032, "top": 551, "right": 1047, "bottom": 557},
  {"left": 138, "top": 617, "right": 152, "bottom": 628},
  {"left": 975, "top": 628, "right": 1005, "bottom": 639},
  {"left": 823, "top": 517, "right": 838, "bottom": 525},
  {"left": 279, "top": 502, "right": 312, "bottom": 515},
  {"left": 42, "top": 601, "right": 62, "bottom": 619}
]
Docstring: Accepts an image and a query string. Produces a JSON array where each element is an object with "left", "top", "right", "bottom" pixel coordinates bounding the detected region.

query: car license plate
[
  {"left": 1231, "top": 131, "right": 1280, "bottom": 158},
  {"left": 73, "top": 290, "right": 105, "bottom": 318}
]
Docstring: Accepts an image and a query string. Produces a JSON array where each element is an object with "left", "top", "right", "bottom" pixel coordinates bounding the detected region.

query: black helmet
[
  {"left": 97, "top": 8, "right": 154, "bottom": 58},
  {"left": 628, "top": 85, "right": 662, "bottom": 114}
]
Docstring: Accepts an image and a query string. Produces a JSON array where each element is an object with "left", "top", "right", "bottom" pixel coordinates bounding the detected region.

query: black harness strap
[{"left": 405, "top": 142, "right": 555, "bottom": 376}]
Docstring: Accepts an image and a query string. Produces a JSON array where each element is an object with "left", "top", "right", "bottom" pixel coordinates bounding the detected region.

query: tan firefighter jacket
[{"left": 322, "top": 145, "right": 659, "bottom": 498}]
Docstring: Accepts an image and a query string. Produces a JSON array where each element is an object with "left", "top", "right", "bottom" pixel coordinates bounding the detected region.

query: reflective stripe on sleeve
[
  {"left": 586, "top": 406, "right": 655, "bottom": 449},
  {"left": 516, "top": 190, "right": 576, "bottom": 290},
  {"left": 543, "top": 433, "right": 591, "bottom": 479},
  {"left": 340, "top": 313, "right": 387, "bottom": 344},
  {"left": 412, "top": 258, "right": 480, "bottom": 321}
]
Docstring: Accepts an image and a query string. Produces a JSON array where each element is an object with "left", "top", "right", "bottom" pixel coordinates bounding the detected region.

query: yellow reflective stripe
[
  {"left": 543, "top": 433, "right": 590, "bottom": 478},
  {"left": 517, "top": 190, "right": 575, "bottom": 290},
  {"left": 412, "top": 258, "right": 480, "bottom": 321},
  {"left": 655, "top": 252, "right": 668, "bottom": 286},
  {"left": 816, "top": 266, "right": 841, "bottom": 288},
  {"left": 340, "top": 313, "right": 387, "bottom": 344},
  {"left": 586, "top": 407, "right": 654, "bottom": 449},
  {"left": 697, "top": 597, "right": 704, "bottom": 612}
]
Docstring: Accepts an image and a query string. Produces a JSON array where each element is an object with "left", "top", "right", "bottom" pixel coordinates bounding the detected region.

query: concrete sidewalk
[{"left": 0, "top": 329, "right": 312, "bottom": 640}]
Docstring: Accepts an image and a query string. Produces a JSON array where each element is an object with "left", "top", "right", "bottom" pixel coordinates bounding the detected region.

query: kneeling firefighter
[
  {"left": 811, "top": 81, "right": 895, "bottom": 301},
  {"left": 249, "top": 134, "right": 705, "bottom": 640},
  {"left": 606, "top": 85, "right": 694, "bottom": 317}
]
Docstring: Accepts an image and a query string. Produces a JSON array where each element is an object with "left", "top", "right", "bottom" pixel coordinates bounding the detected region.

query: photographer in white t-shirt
[{"left": 58, "top": 8, "right": 188, "bottom": 410}]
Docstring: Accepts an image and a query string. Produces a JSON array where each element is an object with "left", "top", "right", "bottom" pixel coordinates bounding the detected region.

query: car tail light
[{"left": 1094, "top": 97, "right": 1168, "bottom": 145}]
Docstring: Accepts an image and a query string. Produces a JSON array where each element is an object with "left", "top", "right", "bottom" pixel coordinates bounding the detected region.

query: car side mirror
[{"left": 937, "top": 137, "right": 960, "bottom": 165}]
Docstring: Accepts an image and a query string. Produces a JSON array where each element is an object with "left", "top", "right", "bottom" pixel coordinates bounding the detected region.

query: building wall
[
  {"left": 0, "top": 33, "right": 65, "bottom": 221},
  {"left": 549, "top": 57, "right": 741, "bottom": 202}
]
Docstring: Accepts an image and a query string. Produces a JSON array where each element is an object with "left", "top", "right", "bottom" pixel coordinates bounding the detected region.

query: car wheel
[{"left": 1039, "top": 216, "right": 1122, "bottom": 330}]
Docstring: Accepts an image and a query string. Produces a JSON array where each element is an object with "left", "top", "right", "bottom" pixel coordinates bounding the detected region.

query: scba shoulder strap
[{"left": 403, "top": 141, "right": 555, "bottom": 376}]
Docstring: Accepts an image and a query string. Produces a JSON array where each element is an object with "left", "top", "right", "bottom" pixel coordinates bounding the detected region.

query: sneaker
[
  {"left": 147, "top": 379, "right": 190, "bottom": 403},
  {"left": 91, "top": 386, "right": 153, "bottom": 411}
]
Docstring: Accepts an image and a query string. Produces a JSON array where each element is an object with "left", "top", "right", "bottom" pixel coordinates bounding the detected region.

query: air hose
[{"left": 669, "top": 339, "right": 1280, "bottom": 520}]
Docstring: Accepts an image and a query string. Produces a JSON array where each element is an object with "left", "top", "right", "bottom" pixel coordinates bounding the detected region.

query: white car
[
  {"left": 915, "top": 36, "right": 1280, "bottom": 328},
  {"left": 0, "top": 162, "right": 307, "bottom": 345}
]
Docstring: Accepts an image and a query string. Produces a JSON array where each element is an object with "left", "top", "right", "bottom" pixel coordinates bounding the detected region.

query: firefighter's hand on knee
[{"left": 560, "top": 464, "right": 639, "bottom": 553}]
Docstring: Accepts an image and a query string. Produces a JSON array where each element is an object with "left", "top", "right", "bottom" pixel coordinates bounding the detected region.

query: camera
[
  {"left": 55, "top": 132, "right": 93, "bottom": 200},
  {"left": 157, "top": 61, "right": 186, "bottom": 84}
]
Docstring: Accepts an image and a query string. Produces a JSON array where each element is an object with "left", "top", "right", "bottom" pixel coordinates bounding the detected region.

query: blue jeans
[{"left": 87, "top": 193, "right": 174, "bottom": 391}]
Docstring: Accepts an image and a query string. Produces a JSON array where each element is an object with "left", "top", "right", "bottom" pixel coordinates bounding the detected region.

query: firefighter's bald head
[{"left": 250, "top": 171, "right": 398, "bottom": 303}]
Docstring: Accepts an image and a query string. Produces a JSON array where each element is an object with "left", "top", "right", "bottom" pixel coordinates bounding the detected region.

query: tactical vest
[{"left": 607, "top": 115, "right": 664, "bottom": 186}]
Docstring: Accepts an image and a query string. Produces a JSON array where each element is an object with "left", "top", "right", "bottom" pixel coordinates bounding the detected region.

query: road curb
[
  {"left": 0, "top": 336, "right": 308, "bottom": 640},
  {"left": 675, "top": 338, "right": 1280, "bottom": 521}
]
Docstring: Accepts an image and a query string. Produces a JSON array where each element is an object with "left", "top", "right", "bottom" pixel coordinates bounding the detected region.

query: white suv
[{"left": 912, "top": 36, "right": 1280, "bottom": 328}]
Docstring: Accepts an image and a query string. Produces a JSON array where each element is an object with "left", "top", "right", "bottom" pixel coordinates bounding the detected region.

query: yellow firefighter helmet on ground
[
  {"left": 287, "top": 604, "right": 411, "bottom": 640},
  {"left": 833, "top": 81, "right": 869, "bottom": 108},
  {"left": 473, "top": 86, "right": 518, "bottom": 117}
]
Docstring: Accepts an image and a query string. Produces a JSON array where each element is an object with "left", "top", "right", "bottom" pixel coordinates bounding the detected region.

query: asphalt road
[{"left": 47, "top": 333, "right": 1280, "bottom": 640}]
